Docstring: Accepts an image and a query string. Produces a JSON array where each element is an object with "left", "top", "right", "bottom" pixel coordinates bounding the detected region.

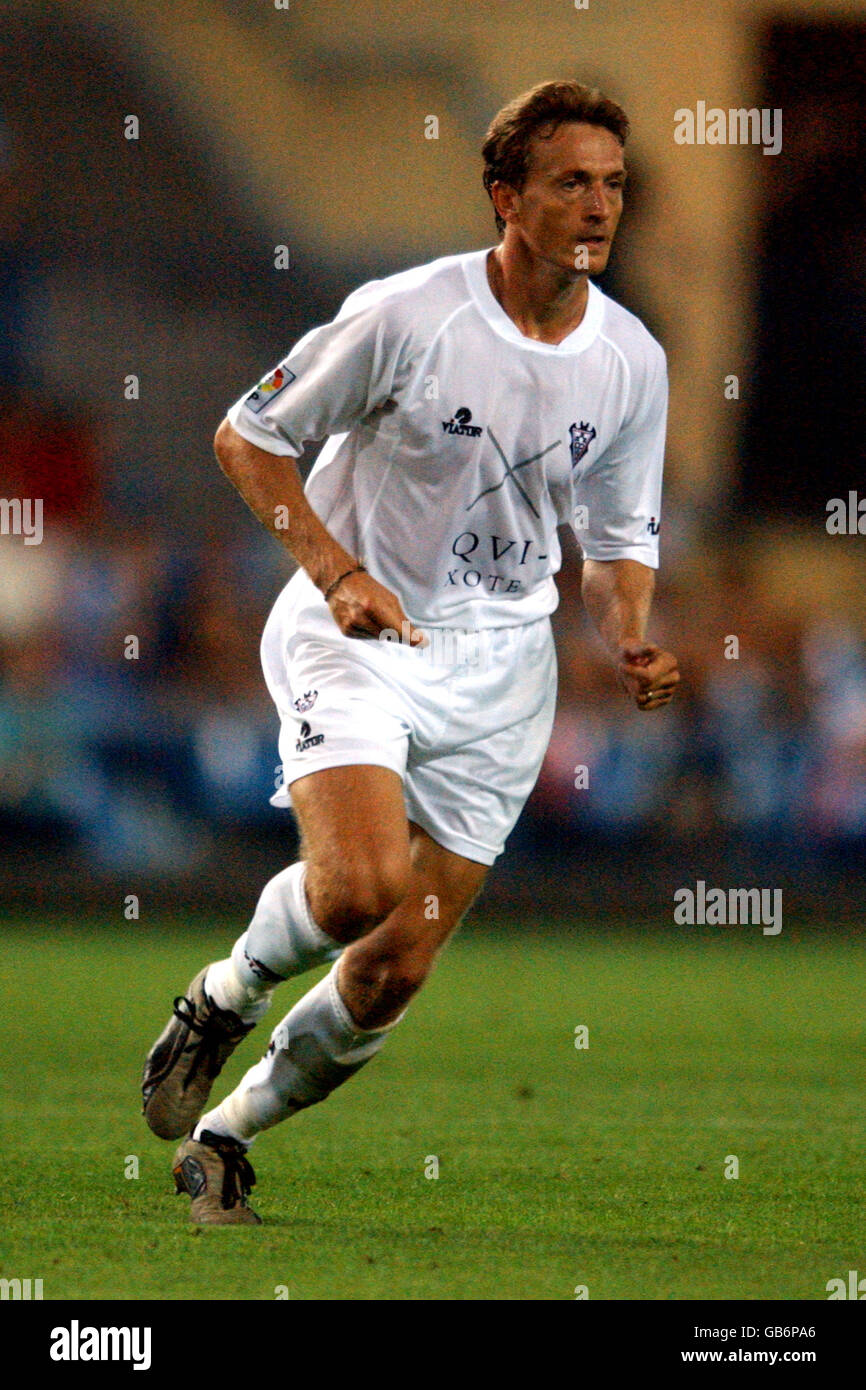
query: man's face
[{"left": 498, "top": 121, "right": 626, "bottom": 276}]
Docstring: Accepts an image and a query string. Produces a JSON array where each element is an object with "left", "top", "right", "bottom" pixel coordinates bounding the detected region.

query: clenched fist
[{"left": 616, "top": 640, "right": 680, "bottom": 710}]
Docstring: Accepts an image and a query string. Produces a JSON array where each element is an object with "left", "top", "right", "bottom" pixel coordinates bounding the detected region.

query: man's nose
[{"left": 584, "top": 184, "right": 607, "bottom": 216}]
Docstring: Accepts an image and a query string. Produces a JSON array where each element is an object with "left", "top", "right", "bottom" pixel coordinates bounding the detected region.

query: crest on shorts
[
  {"left": 292, "top": 690, "right": 318, "bottom": 713},
  {"left": 569, "top": 420, "right": 597, "bottom": 468}
]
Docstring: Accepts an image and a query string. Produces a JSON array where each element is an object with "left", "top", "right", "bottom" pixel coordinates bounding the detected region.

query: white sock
[
  {"left": 205, "top": 862, "right": 342, "bottom": 1023},
  {"left": 194, "top": 961, "right": 402, "bottom": 1144}
]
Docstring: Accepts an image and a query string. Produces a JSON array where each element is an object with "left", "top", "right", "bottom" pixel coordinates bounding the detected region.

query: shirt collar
[{"left": 462, "top": 247, "right": 605, "bottom": 355}]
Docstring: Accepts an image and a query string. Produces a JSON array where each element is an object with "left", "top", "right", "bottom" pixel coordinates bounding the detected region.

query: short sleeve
[
  {"left": 572, "top": 344, "right": 668, "bottom": 569},
  {"left": 225, "top": 285, "right": 409, "bottom": 457}
]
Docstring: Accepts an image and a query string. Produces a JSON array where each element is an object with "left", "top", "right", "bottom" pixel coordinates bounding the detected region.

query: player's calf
[
  {"left": 335, "top": 850, "right": 487, "bottom": 1028},
  {"left": 338, "top": 938, "right": 436, "bottom": 1030}
]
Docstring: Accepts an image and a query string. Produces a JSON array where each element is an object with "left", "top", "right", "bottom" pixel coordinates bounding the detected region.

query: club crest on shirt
[
  {"left": 244, "top": 364, "right": 296, "bottom": 415},
  {"left": 292, "top": 689, "right": 318, "bottom": 713},
  {"left": 569, "top": 420, "right": 597, "bottom": 467}
]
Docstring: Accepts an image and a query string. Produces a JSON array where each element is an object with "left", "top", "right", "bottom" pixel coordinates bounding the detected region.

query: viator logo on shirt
[{"left": 442, "top": 407, "right": 482, "bottom": 437}]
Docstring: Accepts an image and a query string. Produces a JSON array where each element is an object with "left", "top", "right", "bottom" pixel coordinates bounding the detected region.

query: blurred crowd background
[{"left": 2, "top": 0, "right": 865, "bottom": 913}]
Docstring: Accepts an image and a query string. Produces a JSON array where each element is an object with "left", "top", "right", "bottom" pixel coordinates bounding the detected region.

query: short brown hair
[{"left": 482, "top": 80, "right": 630, "bottom": 234}]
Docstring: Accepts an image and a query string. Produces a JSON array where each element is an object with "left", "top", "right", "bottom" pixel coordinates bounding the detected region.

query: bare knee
[
  {"left": 307, "top": 854, "right": 410, "bottom": 942},
  {"left": 339, "top": 942, "right": 435, "bottom": 1028},
  {"left": 370, "top": 948, "right": 432, "bottom": 1002}
]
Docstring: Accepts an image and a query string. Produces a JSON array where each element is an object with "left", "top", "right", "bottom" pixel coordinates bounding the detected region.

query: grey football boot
[
  {"left": 141, "top": 966, "right": 254, "bottom": 1140},
  {"left": 172, "top": 1130, "right": 261, "bottom": 1225}
]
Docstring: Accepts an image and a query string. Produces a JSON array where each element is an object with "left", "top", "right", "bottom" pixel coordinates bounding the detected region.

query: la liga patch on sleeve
[{"left": 244, "top": 364, "right": 296, "bottom": 414}]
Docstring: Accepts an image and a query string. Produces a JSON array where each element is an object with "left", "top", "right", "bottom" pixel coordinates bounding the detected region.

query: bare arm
[
  {"left": 214, "top": 418, "right": 425, "bottom": 644},
  {"left": 581, "top": 557, "right": 679, "bottom": 710}
]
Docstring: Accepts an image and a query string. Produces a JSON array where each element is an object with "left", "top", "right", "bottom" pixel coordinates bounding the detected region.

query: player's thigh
[{"left": 290, "top": 764, "right": 412, "bottom": 932}]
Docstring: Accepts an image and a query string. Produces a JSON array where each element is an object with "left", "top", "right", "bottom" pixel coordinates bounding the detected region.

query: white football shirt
[{"left": 227, "top": 248, "right": 667, "bottom": 630}]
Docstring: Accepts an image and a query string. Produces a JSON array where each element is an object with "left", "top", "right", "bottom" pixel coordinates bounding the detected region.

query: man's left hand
[{"left": 616, "top": 641, "right": 680, "bottom": 711}]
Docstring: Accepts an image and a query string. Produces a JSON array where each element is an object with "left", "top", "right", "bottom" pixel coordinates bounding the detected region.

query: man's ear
[{"left": 491, "top": 180, "right": 519, "bottom": 227}]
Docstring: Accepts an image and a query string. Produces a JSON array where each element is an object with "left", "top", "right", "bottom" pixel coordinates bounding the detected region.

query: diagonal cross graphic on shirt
[{"left": 466, "top": 427, "right": 561, "bottom": 519}]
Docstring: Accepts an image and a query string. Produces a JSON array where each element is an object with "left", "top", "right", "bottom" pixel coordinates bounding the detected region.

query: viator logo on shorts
[{"left": 295, "top": 720, "right": 325, "bottom": 752}]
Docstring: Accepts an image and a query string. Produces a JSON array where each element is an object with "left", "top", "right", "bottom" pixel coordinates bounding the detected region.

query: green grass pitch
[{"left": 1, "top": 915, "right": 862, "bottom": 1301}]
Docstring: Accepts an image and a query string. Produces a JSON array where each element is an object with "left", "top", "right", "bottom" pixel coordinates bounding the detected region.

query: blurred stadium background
[{"left": 2, "top": 0, "right": 865, "bottom": 917}]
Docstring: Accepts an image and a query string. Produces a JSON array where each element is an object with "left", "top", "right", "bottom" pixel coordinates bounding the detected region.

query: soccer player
[{"left": 142, "top": 80, "right": 680, "bottom": 1224}]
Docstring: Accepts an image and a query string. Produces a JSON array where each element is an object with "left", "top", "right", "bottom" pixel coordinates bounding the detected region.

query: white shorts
[{"left": 260, "top": 571, "right": 558, "bottom": 865}]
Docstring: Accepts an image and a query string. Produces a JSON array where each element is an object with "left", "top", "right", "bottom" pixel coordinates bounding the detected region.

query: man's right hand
[{"left": 325, "top": 569, "right": 427, "bottom": 646}]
